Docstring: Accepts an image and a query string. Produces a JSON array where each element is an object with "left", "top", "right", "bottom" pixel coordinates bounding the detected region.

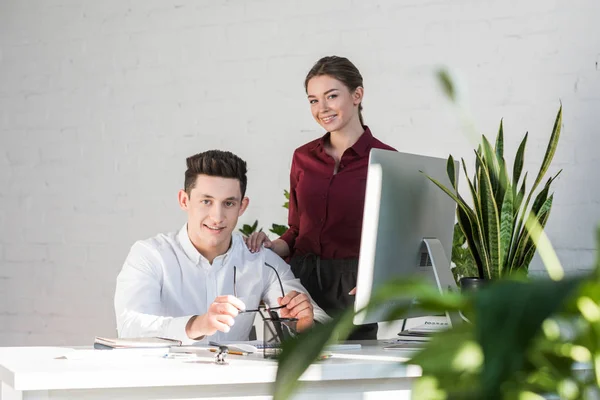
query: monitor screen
[{"left": 354, "top": 149, "right": 460, "bottom": 326}]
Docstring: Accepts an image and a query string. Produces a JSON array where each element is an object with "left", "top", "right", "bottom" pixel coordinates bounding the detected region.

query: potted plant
[{"left": 427, "top": 106, "right": 563, "bottom": 290}]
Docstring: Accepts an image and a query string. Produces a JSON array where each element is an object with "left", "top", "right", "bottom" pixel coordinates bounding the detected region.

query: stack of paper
[{"left": 94, "top": 337, "right": 181, "bottom": 349}]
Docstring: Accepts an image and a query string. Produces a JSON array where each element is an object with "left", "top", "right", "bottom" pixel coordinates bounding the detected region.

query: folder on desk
[{"left": 94, "top": 336, "right": 182, "bottom": 349}]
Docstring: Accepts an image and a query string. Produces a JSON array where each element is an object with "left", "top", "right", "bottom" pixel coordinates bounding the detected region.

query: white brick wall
[{"left": 1, "top": 0, "right": 599, "bottom": 346}]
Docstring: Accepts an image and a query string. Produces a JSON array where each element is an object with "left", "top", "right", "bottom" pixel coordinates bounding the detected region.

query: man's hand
[
  {"left": 186, "top": 295, "right": 246, "bottom": 340},
  {"left": 278, "top": 290, "right": 314, "bottom": 332}
]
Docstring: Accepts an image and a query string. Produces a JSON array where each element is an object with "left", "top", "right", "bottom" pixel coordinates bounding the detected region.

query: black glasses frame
[{"left": 234, "top": 262, "right": 287, "bottom": 314}]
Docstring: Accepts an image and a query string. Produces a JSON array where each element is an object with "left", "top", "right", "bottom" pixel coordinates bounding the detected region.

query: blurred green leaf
[
  {"left": 274, "top": 310, "right": 355, "bottom": 400},
  {"left": 452, "top": 222, "right": 478, "bottom": 281},
  {"left": 410, "top": 324, "right": 482, "bottom": 399},
  {"left": 437, "top": 68, "right": 456, "bottom": 102},
  {"left": 270, "top": 223, "right": 288, "bottom": 236},
  {"left": 474, "top": 278, "right": 582, "bottom": 399},
  {"left": 238, "top": 220, "right": 262, "bottom": 236}
]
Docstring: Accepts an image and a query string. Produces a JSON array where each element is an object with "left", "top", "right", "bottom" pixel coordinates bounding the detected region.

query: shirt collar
[
  {"left": 312, "top": 125, "right": 374, "bottom": 157},
  {"left": 351, "top": 126, "right": 374, "bottom": 157},
  {"left": 177, "top": 224, "right": 201, "bottom": 264},
  {"left": 177, "top": 224, "right": 236, "bottom": 266}
]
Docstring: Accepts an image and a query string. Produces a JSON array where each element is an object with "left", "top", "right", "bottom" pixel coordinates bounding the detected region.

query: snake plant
[{"left": 426, "top": 107, "right": 563, "bottom": 279}]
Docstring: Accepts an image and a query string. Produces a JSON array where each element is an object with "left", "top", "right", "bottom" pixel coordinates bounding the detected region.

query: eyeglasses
[
  {"left": 234, "top": 262, "right": 298, "bottom": 354},
  {"left": 234, "top": 262, "right": 286, "bottom": 314}
]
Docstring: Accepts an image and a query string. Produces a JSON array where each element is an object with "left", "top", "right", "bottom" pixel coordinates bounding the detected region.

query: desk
[{"left": 0, "top": 341, "right": 421, "bottom": 400}]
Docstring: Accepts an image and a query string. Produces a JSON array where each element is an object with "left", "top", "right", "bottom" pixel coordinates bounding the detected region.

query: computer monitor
[{"left": 353, "top": 149, "right": 462, "bottom": 328}]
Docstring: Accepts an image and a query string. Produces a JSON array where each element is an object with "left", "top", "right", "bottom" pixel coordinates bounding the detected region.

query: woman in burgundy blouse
[{"left": 247, "top": 56, "right": 395, "bottom": 340}]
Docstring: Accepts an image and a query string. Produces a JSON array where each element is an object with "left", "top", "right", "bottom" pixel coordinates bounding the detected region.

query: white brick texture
[{"left": 1, "top": 0, "right": 599, "bottom": 346}]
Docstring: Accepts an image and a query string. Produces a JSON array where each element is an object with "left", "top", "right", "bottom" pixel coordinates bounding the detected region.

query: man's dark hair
[{"left": 184, "top": 150, "right": 248, "bottom": 198}]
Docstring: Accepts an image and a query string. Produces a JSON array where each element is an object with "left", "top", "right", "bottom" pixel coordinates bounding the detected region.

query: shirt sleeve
[
  {"left": 279, "top": 152, "right": 300, "bottom": 251},
  {"left": 114, "top": 241, "right": 198, "bottom": 344},
  {"left": 261, "top": 250, "right": 331, "bottom": 324}
]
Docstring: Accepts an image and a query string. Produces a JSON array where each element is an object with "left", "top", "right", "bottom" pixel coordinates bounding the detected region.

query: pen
[
  {"left": 162, "top": 353, "right": 196, "bottom": 359},
  {"left": 209, "top": 348, "right": 248, "bottom": 356}
]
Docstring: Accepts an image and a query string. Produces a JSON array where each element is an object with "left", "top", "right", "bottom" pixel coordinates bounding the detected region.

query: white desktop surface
[{"left": 0, "top": 341, "right": 422, "bottom": 399}]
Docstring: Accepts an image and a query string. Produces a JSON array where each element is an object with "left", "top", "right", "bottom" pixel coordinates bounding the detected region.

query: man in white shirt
[{"left": 115, "top": 150, "right": 329, "bottom": 344}]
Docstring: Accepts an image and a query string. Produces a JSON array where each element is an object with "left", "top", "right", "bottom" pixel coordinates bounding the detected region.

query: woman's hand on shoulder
[
  {"left": 244, "top": 233, "right": 291, "bottom": 259},
  {"left": 244, "top": 231, "right": 273, "bottom": 253}
]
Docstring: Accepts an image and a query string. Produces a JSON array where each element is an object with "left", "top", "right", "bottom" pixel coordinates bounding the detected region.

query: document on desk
[
  {"left": 210, "top": 340, "right": 361, "bottom": 352},
  {"left": 94, "top": 336, "right": 182, "bottom": 349},
  {"left": 383, "top": 342, "right": 426, "bottom": 351},
  {"left": 57, "top": 348, "right": 170, "bottom": 360}
]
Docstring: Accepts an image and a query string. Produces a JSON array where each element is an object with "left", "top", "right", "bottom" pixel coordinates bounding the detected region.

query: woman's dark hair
[
  {"left": 304, "top": 56, "right": 365, "bottom": 125},
  {"left": 184, "top": 150, "right": 247, "bottom": 198}
]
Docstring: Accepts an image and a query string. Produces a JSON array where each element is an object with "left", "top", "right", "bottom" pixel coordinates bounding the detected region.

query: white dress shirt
[{"left": 115, "top": 225, "right": 329, "bottom": 344}]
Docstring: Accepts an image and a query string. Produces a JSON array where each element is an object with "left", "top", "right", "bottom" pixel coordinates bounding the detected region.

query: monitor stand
[
  {"left": 390, "top": 238, "right": 464, "bottom": 344},
  {"left": 419, "top": 238, "right": 464, "bottom": 328}
]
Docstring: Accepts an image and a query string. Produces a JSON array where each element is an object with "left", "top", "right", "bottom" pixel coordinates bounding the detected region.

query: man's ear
[
  {"left": 178, "top": 189, "right": 189, "bottom": 211},
  {"left": 353, "top": 86, "right": 364, "bottom": 106},
  {"left": 239, "top": 197, "right": 250, "bottom": 216}
]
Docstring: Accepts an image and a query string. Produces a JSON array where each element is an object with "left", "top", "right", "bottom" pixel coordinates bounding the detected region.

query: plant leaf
[
  {"left": 481, "top": 135, "right": 500, "bottom": 196},
  {"left": 410, "top": 325, "right": 483, "bottom": 399},
  {"left": 457, "top": 207, "right": 484, "bottom": 278},
  {"left": 447, "top": 155, "right": 457, "bottom": 190},
  {"left": 511, "top": 172, "right": 560, "bottom": 273},
  {"left": 423, "top": 175, "right": 476, "bottom": 222},
  {"left": 270, "top": 223, "right": 289, "bottom": 236},
  {"left": 499, "top": 184, "right": 514, "bottom": 276},
  {"left": 475, "top": 151, "right": 501, "bottom": 279},
  {"left": 519, "top": 215, "right": 551, "bottom": 270},
  {"left": 475, "top": 278, "right": 583, "bottom": 399},
  {"left": 507, "top": 171, "right": 528, "bottom": 272},
  {"left": 514, "top": 172, "right": 528, "bottom": 219},
  {"left": 452, "top": 222, "right": 478, "bottom": 281},
  {"left": 283, "top": 189, "right": 290, "bottom": 209},
  {"left": 495, "top": 119, "right": 504, "bottom": 160},
  {"left": 473, "top": 145, "right": 482, "bottom": 193},
  {"left": 531, "top": 106, "right": 562, "bottom": 198},
  {"left": 496, "top": 156, "right": 509, "bottom": 215},
  {"left": 425, "top": 172, "right": 489, "bottom": 279},
  {"left": 274, "top": 310, "right": 355, "bottom": 400},
  {"left": 512, "top": 132, "right": 528, "bottom": 192},
  {"left": 513, "top": 106, "right": 562, "bottom": 268},
  {"left": 374, "top": 277, "right": 468, "bottom": 315},
  {"left": 274, "top": 276, "right": 466, "bottom": 400},
  {"left": 518, "top": 195, "right": 554, "bottom": 270},
  {"left": 460, "top": 158, "right": 487, "bottom": 278},
  {"left": 437, "top": 68, "right": 456, "bottom": 102},
  {"left": 239, "top": 219, "right": 262, "bottom": 236}
]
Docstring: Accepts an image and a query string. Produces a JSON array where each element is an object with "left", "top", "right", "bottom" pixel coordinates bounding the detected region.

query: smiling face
[
  {"left": 178, "top": 174, "right": 249, "bottom": 263},
  {"left": 306, "top": 74, "right": 363, "bottom": 133}
]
